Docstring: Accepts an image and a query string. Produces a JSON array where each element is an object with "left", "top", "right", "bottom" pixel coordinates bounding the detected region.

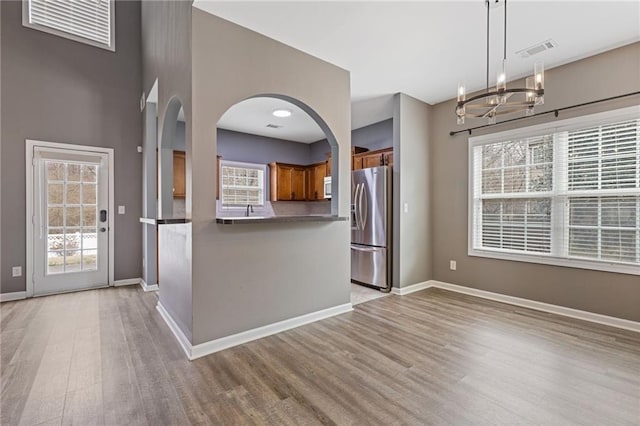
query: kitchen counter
[
  {"left": 139, "top": 217, "right": 191, "bottom": 225},
  {"left": 216, "top": 215, "right": 348, "bottom": 225}
]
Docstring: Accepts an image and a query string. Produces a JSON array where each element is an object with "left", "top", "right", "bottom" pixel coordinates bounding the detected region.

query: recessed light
[{"left": 272, "top": 109, "right": 292, "bottom": 118}]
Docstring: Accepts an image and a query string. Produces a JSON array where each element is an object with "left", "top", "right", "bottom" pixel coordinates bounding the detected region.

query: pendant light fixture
[{"left": 456, "top": 0, "right": 544, "bottom": 125}]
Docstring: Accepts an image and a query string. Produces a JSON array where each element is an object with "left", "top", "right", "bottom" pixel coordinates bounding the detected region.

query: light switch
[
  {"left": 12, "top": 266, "right": 22, "bottom": 277},
  {"left": 403, "top": 203, "right": 409, "bottom": 213},
  {"left": 449, "top": 260, "right": 457, "bottom": 271},
  {"left": 118, "top": 205, "right": 126, "bottom": 215}
]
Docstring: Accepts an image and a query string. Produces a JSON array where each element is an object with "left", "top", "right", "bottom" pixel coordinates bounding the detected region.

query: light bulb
[
  {"left": 496, "top": 60, "right": 507, "bottom": 93},
  {"left": 525, "top": 77, "right": 536, "bottom": 104},
  {"left": 534, "top": 62, "right": 544, "bottom": 90},
  {"left": 457, "top": 83, "right": 466, "bottom": 102}
]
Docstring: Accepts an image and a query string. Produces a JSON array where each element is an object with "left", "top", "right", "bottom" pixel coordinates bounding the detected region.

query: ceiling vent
[
  {"left": 266, "top": 123, "right": 283, "bottom": 129},
  {"left": 516, "top": 39, "right": 558, "bottom": 58}
]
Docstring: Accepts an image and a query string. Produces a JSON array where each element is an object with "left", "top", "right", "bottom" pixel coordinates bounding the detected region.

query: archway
[
  {"left": 215, "top": 94, "right": 340, "bottom": 217},
  {"left": 159, "top": 96, "right": 185, "bottom": 218}
]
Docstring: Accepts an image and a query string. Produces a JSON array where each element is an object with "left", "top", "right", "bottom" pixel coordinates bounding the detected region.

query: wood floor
[{"left": 1, "top": 286, "right": 639, "bottom": 425}]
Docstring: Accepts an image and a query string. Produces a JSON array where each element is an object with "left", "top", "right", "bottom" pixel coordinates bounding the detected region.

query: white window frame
[
  {"left": 468, "top": 105, "right": 640, "bottom": 276},
  {"left": 22, "top": 0, "right": 116, "bottom": 52},
  {"left": 219, "top": 160, "right": 267, "bottom": 210}
]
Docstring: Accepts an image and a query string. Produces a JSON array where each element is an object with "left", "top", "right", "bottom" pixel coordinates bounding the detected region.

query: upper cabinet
[
  {"left": 307, "top": 162, "right": 327, "bottom": 201},
  {"left": 269, "top": 146, "right": 393, "bottom": 202},
  {"left": 326, "top": 146, "right": 369, "bottom": 176},
  {"left": 353, "top": 147, "right": 393, "bottom": 170},
  {"left": 173, "top": 151, "right": 186, "bottom": 198},
  {"left": 270, "top": 162, "right": 307, "bottom": 201}
]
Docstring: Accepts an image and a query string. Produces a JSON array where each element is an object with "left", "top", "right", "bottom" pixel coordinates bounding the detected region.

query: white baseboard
[
  {"left": 0, "top": 291, "right": 27, "bottom": 302},
  {"left": 158, "top": 301, "right": 353, "bottom": 360},
  {"left": 113, "top": 278, "right": 141, "bottom": 287},
  {"left": 423, "top": 280, "right": 640, "bottom": 334},
  {"left": 391, "top": 281, "right": 431, "bottom": 296},
  {"left": 190, "top": 302, "right": 353, "bottom": 360},
  {"left": 156, "top": 302, "right": 193, "bottom": 359},
  {"left": 140, "top": 279, "right": 159, "bottom": 292}
]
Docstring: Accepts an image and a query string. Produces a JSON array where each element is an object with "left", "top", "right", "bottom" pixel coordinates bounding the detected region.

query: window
[
  {"left": 469, "top": 107, "right": 640, "bottom": 275},
  {"left": 220, "top": 161, "right": 266, "bottom": 207},
  {"left": 23, "top": 0, "right": 115, "bottom": 51}
]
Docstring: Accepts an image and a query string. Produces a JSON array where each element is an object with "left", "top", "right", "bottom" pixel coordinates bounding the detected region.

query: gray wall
[
  {"left": 175, "top": 123, "right": 330, "bottom": 166},
  {"left": 308, "top": 118, "right": 393, "bottom": 163},
  {"left": 217, "top": 129, "right": 323, "bottom": 165},
  {"left": 393, "top": 94, "right": 432, "bottom": 288},
  {"left": 352, "top": 118, "right": 393, "bottom": 151},
  {"left": 430, "top": 42, "right": 640, "bottom": 321},
  {"left": 141, "top": 1, "right": 193, "bottom": 334},
  {"left": 0, "top": 0, "right": 142, "bottom": 293},
  {"left": 190, "top": 10, "right": 351, "bottom": 345}
]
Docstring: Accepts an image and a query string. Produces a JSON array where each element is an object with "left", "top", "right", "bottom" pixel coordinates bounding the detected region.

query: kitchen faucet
[{"left": 245, "top": 204, "right": 254, "bottom": 217}]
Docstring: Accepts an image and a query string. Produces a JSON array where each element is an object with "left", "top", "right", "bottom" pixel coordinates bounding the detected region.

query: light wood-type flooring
[{"left": 1, "top": 285, "right": 639, "bottom": 425}]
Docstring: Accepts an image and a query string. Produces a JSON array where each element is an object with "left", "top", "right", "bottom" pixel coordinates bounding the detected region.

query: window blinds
[
  {"left": 471, "top": 117, "right": 640, "bottom": 268},
  {"left": 565, "top": 120, "right": 640, "bottom": 264},
  {"left": 27, "top": 0, "right": 112, "bottom": 48}
]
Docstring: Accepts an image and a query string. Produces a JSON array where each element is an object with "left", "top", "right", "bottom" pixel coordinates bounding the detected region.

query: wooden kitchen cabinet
[
  {"left": 353, "top": 147, "right": 393, "bottom": 170},
  {"left": 383, "top": 151, "right": 393, "bottom": 167},
  {"left": 270, "top": 162, "right": 307, "bottom": 201},
  {"left": 326, "top": 146, "right": 369, "bottom": 174},
  {"left": 307, "top": 162, "right": 327, "bottom": 201},
  {"left": 173, "top": 151, "right": 186, "bottom": 198}
]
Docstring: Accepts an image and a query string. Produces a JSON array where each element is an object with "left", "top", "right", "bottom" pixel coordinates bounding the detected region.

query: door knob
[{"left": 100, "top": 227, "right": 106, "bottom": 232}]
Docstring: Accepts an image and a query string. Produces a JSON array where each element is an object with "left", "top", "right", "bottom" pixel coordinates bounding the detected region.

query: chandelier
[{"left": 456, "top": 0, "right": 544, "bottom": 125}]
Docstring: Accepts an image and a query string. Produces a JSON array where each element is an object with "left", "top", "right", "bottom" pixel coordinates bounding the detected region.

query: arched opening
[
  {"left": 215, "top": 94, "right": 339, "bottom": 218},
  {"left": 159, "top": 97, "right": 186, "bottom": 218}
]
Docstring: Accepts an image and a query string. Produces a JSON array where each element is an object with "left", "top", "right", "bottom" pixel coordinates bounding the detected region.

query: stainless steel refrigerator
[{"left": 351, "top": 166, "right": 391, "bottom": 291}]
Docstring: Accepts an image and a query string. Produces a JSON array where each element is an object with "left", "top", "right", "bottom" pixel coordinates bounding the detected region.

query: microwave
[{"left": 323, "top": 176, "right": 332, "bottom": 199}]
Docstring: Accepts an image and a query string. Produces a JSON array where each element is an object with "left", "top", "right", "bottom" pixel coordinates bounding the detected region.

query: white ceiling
[
  {"left": 194, "top": 0, "right": 640, "bottom": 112},
  {"left": 217, "top": 97, "right": 327, "bottom": 143}
]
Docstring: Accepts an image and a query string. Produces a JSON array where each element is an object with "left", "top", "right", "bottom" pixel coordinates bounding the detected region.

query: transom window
[
  {"left": 220, "top": 161, "right": 266, "bottom": 207},
  {"left": 23, "top": 0, "right": 115, "bottom": 51},
  {"left": 470, "top": 107, "right": 640, "bottom": 275}
]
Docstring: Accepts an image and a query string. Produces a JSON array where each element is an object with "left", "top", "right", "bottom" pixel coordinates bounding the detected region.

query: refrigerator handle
[
  {"left": 358, "top": 182, "right": 365, "bottom": 231},
  {"left": 350, "top": 245, "right": 382, "bottom": 253},
  {"left": 360, "top": 183, "right": 368, "bottom": 230},
  {"left": 352, "top": 183, "right": 361, "bottom": 230}
]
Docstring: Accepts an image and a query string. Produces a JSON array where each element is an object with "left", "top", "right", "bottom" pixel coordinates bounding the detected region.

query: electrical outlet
[
  {"left": 12, "top": 266, "right": 22, "bottom": 277},
  {"left": 118, "top": 205, "right": 126, "bottom": 215},
  {"left": 449, "top": 260, "right": 457, "bottom": 271}
]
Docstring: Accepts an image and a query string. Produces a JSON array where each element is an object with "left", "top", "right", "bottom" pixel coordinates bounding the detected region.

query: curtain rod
[{"left": 449, "top": 91, "right": 640, "bottom": 136}]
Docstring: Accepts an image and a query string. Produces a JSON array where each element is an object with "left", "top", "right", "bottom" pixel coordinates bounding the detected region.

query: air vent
[
  {"left": 266, "top": 123, "right": 283, "bottom": 129},
  {"left": 516, "top": 39, "right": 558, "bottom": 58}
]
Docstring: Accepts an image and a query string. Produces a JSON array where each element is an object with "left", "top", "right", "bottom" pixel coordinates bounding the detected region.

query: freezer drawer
[{"left": 351, "top": 244, "right": 388, "bottom": 289}]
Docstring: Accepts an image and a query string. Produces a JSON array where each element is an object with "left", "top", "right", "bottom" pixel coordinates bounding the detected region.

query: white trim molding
[
  {"left": 140, "top": 279, "right": 159, "bottom": 292},
  {"left": 391, "top": 281, "right": 431, "bottom": 296},
  {"left": 113, "top": 278, "right": 140, "bottom": 287},
  {"left": 409, "top": 280, "right": 640, "bottom": 334},
  {"left": 0, "top": 291, "right": 27, "bottom": 303},
  {"left": 158, "top": 301, "right": 353, "bottom": 361},
  {"left": 156, "top": 302, "right": 192, "bottom": 359}
]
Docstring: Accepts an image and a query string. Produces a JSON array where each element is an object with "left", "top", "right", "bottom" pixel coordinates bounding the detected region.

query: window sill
[{"left": 468, "top": 248, "right": 640, "bottom": 276}]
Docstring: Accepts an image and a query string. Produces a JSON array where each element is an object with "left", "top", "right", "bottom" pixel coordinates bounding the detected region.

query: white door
[{"left": 32, "top": 146, "right": 110, "bottom": 295}]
